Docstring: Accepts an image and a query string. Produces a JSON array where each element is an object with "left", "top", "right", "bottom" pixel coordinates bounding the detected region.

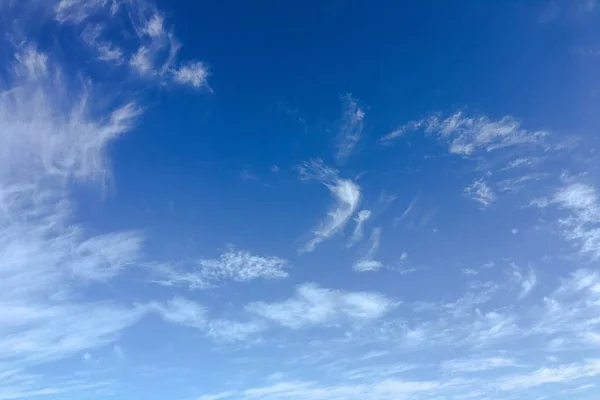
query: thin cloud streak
[{"left": 298, "top": 160, "right": 361, "bottom": 253}]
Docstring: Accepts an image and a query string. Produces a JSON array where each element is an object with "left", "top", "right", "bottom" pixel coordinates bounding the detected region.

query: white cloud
[
  {"left": 551, "top": 183, "right": 600, "bottom": 259},
  {"left": 246, "top": 284, "right": 395, "bottom": 329},
  {"left": 394, "top": 196, "right": 417, "bottom": 225},
  {"left": 348, "top": 209, "right": 371, "bottom": 247},
  {"left": 81, "top": 24, "right": 124, "bottom": 64},
  {"left": 442, "top": 357, "right": 519, "bottom": 373},
  {"left": 464, "top": 179, "right": 495, "bottom": 207},
  {"left": 173, "top": 61, "right": 210, "bottom": 88},
  {"left": 197, "top": 391, "right": 236, "bottom": 400},
  {"left": 298, "top": 160, "right": 361, "bottom": 252},
  {"left": 151, "top": 246, "right": 289, "bottom": 289},
  {"left": 353, "top": 227, "right": 383, "bottom": 272},
  {"left": 196, "top": 377, "right": 468, "bottom": 400},
  {"left": 55, "top": 0, "right": 210, "bottom": 88},
  {"left": 510, "top": 263, "right": 537, "bottom": 299},
  {"left": 151, "top": 297, "right": 207, "bottom": 329},
  {"left": 55, "top": 0, "right": 111, "bottom": 24},
  {"left": 384, "top": 111, "right": 548, "bottom": 155},
  {"left": 353, "top": 260, "right": 383, "bottom": 272},
  {"left": 0, "top": 3, "right": 211, "bottom": 395},
  {"left": 462, "top": 268, "right": 478, "bottom": 276},
  {"left": 206, "top": 320, "right": 266, "bottom": 343},
  {"left": 335, "top": 94, "right": 365, "bottom": 164},
  {"left": 498, "top": 359, "right": 600, "bottom": 391},
  {"left": 151, "top": 298, "right": 265, "bottom": 342},
  {"left": 144, "top": 13, "right": 165, "bottom": 38},
  {"left": 129, "top": 46, "right": 153, "bottom": 74}
]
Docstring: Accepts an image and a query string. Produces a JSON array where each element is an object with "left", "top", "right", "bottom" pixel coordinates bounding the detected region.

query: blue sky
[{"left": 2, "top": 0, "right": 600, "bottom": 399}]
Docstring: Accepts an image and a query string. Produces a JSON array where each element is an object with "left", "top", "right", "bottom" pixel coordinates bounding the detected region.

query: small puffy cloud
[
  {"left": 335, "top": 94, "right": 365, "bottom": 164},
  {"left": 151, "top": 246, "right": 289, "bottom": 289},
  {"left": 464, "top": 179, "right": 495, "bottom": 207},
  {"left": 298, "top": 160, "right": 361, "bottom": 252},
  {"left": 144, "top": 13, "right": 165, "bottom": 38},
  {"left": 173, "top": 61, "right": 210, "bottom": 88},
  {"left": 353, "top": 259, "right": 383, "bottom": 272},
  {"left": 129, "top": 46, "right": 153, "bottom": 74},
  {"left": 246, "top": 283, "right": 395, "bottom": 329}
]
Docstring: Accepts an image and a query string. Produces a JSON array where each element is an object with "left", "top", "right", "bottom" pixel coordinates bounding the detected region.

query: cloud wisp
[
  {"left": 382, "top": 111, "right": 548, "bottom": 156},
  {"left": 335, "top": 94, "right": 365, "bottom": 164},
  {"left": 298, "top": 160, "right": 361, "bottom": 253},
  {"left": 353, "top": 227, "right": 383, "bottom": 272}
]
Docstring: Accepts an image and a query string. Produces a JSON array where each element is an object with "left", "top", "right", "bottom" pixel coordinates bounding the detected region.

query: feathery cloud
[
  {"left": 298, "top": 160, "right": 361, "bottom": 253},
  {"left": 0, "top": 2, "right": 211, "bottom": 396},
  {"left": 442, "top": 357, "right": 519, "bottom": 373},
  {"left": 510, "top": 263, "right": 537, "bottom": 299},
  {"left": 55, "top": 0, "right": 210, "bottom": 88},
  {"left": 383, "top": 111, "right": 548, "bottom": 155},
  {"left": 246, "top": 283, "right": 395, "bottom": 329},
  {"left": 551, "top": 183, "right": 600, "bottom": 259},
  {"left": 498, "top": 359, "right": 600, "bottom": 391},
  {"left": 348, "top": 209, "right": 371, "bottom": 247},
  {"left": 353, "top": 227, "right": 383, "bottom": 272},
  {"left": 335, "top": 94, "right": 365, "bottom": 164},
  {"left": 464, "top": 179, "right": 495, "bottom": 207},
  {"left": 173, "top": 61, "right": 210, "bottom": 88}
]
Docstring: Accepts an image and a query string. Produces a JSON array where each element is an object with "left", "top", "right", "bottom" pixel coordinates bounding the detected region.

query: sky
[{"left": 1, "top": 0, "right": 600, "bottom": 399}]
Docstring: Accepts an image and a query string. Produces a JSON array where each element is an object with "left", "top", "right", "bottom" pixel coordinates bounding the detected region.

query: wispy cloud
[
  {"left": 298, "top": 160, "right": 361, "bottom": 253},
  {"left": 151, "top": 297, "right": 207, "bottom": 329},
  {"left": 246, "top": 283, "right": 396, "bottom": 329},
  {"left": 510, "top": 262, "right": 537, "bottom": 299},
  {"left": 151, "top": 246, "right": 289, "bottom": 289},
  {"left": 353, "top": 227, "right": 383, "bottom": 272},
  {"left": 348, "top": 209, "right": 371, "bottom": 247},
  {"left": 464, "top": 179, "right": 495, "bottom": 207},
  {"left": 55, "top": 0, "right": 210, "bottom": 88},
  {"left": 498, "top": 359, "right": 600, "bottom": 391},
  {"left": 383, "top": 111, "right": 548, "bottom": 156},
  {"left": 394, "top": 196, "right": 418, "bottom": 226},
  {"left": 335, "top": 94, "right": 365, "bottom": 164},
  {"left": 550, "top": 182, "right": 600, "bottom": 259},
  {"left": 442, "top": 357, "right": 520, "bottom": 373},
  {"left": 196, "top": 377, "right": 449, "bottom": 400},
  {"left": 0, "top": 1, "right": 210, "bottom": 396},
  {"left": 173, "top": 61, "right": 210, "bottom": 89}
]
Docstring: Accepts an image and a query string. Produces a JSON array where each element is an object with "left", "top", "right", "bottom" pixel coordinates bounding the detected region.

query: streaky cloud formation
[
  {"left": 245, "top": 283, "right": 396, "bottom": 329},
  {"left": 353, "top": 227, "right": 383, "bottom": 272},
  {"left": 382, "top": 111, "right": 549, "bottom": 156},
  {"left": 298, "top": 159, "right": 361, "bottom": 253},
  {"left": 335, "top": 93, "right": 365, "bottom": 164},
  {"left": 464, "top": 179, "right": 495, "bottom": 207},
  {"left": 348, "top": 209, "right": 371, "bottom": 247}
]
